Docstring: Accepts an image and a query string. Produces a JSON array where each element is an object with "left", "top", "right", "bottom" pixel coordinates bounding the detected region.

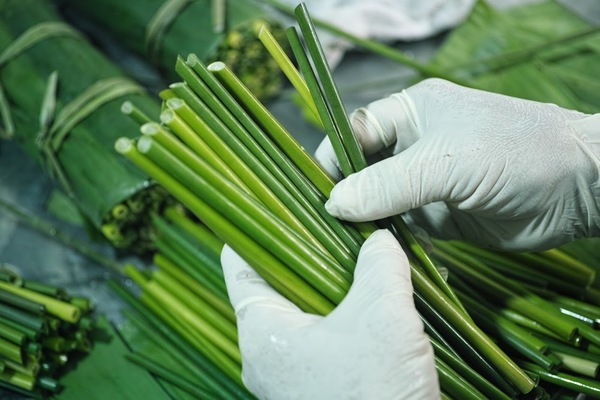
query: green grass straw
[
  {"left": 436, "top": 356, "right": 487, "bottom": 400},
  {"left": 519, "top": 360, "right": 600, "bottom": 397},
  {"left": 139, "top": 136, "right": 351, "bottom": 301},
  {"left": 154, "top": 242, "right": 228, "bottom": 301},
  {"left": 163, "top": 207, "right": 224, "bottom": 259},
  {"left": 124, "top": 310, "right": 238, "bottom": 400},
  {"left": 126, "top": 352, "right": 222, "bottom": 399},
  {"left": 415, "top": 292, "right": 519, "bottom": 397},
  {"left": 431, "top": 339, "right": 512, "bottom": 400},
  {"left": 286, "top": 26, "right": 354, "bottom": 177},
  {"left": 151, "top": 268, "right": 237, "bottom": 343},
  {"left": 206, "top": 60, "right": 365, "bottom": 264},
  {"left": 153, "top": 253, "right": 235, "bottom": 323},
  {"left": 115, "top": 137, "right": 333, "bottom": 314},
  {"left": 140, "top": 291, "right": 242, "bottom": 385},
  {"left": 166, "top": 79, "right": 340, "bottom": 260},
  {"left": 178, "top": 57, "right": 361, "bottom": 267},
  {"left": 0, "top": 282, "right": 80, "bottom": 323},
  {"left": 257, "top": 24, "right": 321, "bottom": 124},
  {"left": 125, "top": 264, "right": 240, "bottom": 364},
  {"left": 110, "top": 279, "right": 247, "bottom": 398},
  {"left": 293, "top": 3, "right": 367, "bottom": 173},
  {"left": 412, "top": 265, "right": 536, "bottom": 394}
]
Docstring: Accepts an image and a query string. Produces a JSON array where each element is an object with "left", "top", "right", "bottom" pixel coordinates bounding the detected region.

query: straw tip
[
  {"left": 257, "top": 24, "right": 268, "bottom": 37},
  {"left": 121, "top": 101, "right": 133, "bottom": 114},
  {"left": 207, "top": 61, "right": 225, "bottom": 72},
  {"left": 114, "top": 137, "right": 133, "bottom": 154},
  {"left": 159, "top": 109, "right": 175, "bottom": 124},
  {"left": 136, "top": 136, "right": 153, "bottom": 153},
  {"left": 186, "top": 53, "right": 200, "bottom": 66},
  {"left": 165, "top": 97, "right": 184, "bottom": 110},
  {"left": 140, "top": 122, "right": 160, "bottom": 136}
]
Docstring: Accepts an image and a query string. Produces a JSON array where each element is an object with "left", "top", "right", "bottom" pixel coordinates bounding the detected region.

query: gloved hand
[
  {"left": 221, "top": 229, "right": 439, "bottom": 400},
  {"left": 316, "top": 78, "right": 600, "bottom": 251}
]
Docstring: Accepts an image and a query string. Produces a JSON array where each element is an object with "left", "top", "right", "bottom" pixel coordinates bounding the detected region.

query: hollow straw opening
[
  {"left": 207, "top": 61, "right": 226, "bottom": 72},
  {"left": 186, "top": 53, "right": 201, "bottom": 66},
  {"left": 114, "top": 137, "right": 134, "bottom": 154},
  {"left": 121, "top": 101, "right": 133, "bottom": 114},
  {"left": 160, "top": 109, "right": 176, "bottom": 124},
  {"left": 166, "top": 97, "right": 185, "bottom": 110},
  {"left": 137, "top": 136, "right": 153, "bottom": 154},
  {"left": 70, "top": 309, "right": 81, "bottom": 321},
  {"left": 140, "top": 122, "right": 161, "bottom": 136}
]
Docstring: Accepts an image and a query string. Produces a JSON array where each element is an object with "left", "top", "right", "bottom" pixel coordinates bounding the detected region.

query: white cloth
[{"left": 276, "top": 0, "right": 542, "bottom": 67}]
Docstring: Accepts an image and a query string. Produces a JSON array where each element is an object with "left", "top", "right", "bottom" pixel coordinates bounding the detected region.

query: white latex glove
[
  {"left": 221, "top": 229, "right": 439, "bottom": 400},
  {"left": 315, "top": 78, "right": 600, "bottom": 252}
]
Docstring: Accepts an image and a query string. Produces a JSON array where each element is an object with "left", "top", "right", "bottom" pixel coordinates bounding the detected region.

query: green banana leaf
[{"left": 428, "top": 0, "right": 600, "bottom": 114}]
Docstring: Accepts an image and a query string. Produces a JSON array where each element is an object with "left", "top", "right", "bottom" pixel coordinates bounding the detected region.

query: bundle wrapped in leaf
[
  {"left": 0, "top": 0, "right": 175, "bottom": 254},
  {"left": 54, "top": 0, "right": 290, "bottom": 100}
]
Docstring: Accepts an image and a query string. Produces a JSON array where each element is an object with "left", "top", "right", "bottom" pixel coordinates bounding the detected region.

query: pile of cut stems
[
  {"left": 0, "top": 268, "right": 96, "bottom": 398},
  {"left": 111, "top": 208, "right": 255, "bottom": 399},
  {"left": 433, "top": 240, "right": 600, "bottom": 398},
  {"left": 113, "top": 3, "right": 545, "bottom": 398}
]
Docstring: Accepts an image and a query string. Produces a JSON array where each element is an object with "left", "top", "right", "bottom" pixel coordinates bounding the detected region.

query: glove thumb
[
  {"left": 314, "top": 91, "right": 420, "bottom": 181},
  {"left": 331, "top": 229, "right": 415, "bottom": 319},
  {"left": 221, "top": 245, "right": 304, "bottom": 322},
  {"left": 325, "top": 138, "right": 454, "bottom": 222}
]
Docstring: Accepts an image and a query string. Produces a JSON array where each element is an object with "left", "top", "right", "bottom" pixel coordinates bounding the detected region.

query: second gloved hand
[
  {"left": 316, "top": 78, "right": 600, "bottom": 251},
  {"left": 221, "top": 229, "right": 439, "bottom": 400}
]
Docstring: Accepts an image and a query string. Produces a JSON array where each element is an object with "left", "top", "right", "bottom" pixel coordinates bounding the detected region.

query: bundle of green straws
[{"left": 113, "top": 2, "right": 600, "bottom": 398}]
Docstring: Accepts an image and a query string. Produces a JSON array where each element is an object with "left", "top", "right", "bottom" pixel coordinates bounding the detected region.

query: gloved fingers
[
  {"left": 220, "top": 245, "right": 302, "bottom": 318},
  {"left": 350, "top": 91, "right": 421, "bottom": 156},
  {"left": 314, "top": 136, "right": 344, "bottom": 182},
  {"left": 333, "top": 229, "right": 415, "bottom": 315},
  {"left": 325, "top": 139, "right": 455, "bottom": 222},
  {"left": 313, "top": 90, "right": 420, "bottom": 181},
  {"left": 404, "top": 202, "right": 465, "bottom": 242},
  {"left": 354, "top": 229, "right": 413, "bottom": 293},
  {"left": 567, "top": 113, "right": 600, "bottom": 157}
]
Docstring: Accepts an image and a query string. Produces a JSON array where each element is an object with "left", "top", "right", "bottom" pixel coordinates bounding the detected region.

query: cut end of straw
[
  {"left": 136, "top": 136, "right": 153, "bottom": 154},
  {"left": 165, "top": 97, "right": 184, "bottom": 110},
  {"left": 114, "top": 137, "right": 133, "bottom": 154},
  {"left": 169, "top": 82, "right": 186, "bottom": 91},
  {"left": 140, "top": 122, "right": 160, "bottom": 136},
  {"left": 70, "top": 308, "right": 81, "bottom": 322},
  {"left": 207, "top": 61, "right": 226, "bottom": 72},
  {"left": 257, "top": 24, "right": 268, "bottom": 39},
  {"left": 121, "top": 101, "right": 133, "bottom": 114},
  {"left": 186, "top": 53, "right": 201, "bottom": 67},
  {"left": 160, "top": 109, "right": 176, "bottom": 124}
]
